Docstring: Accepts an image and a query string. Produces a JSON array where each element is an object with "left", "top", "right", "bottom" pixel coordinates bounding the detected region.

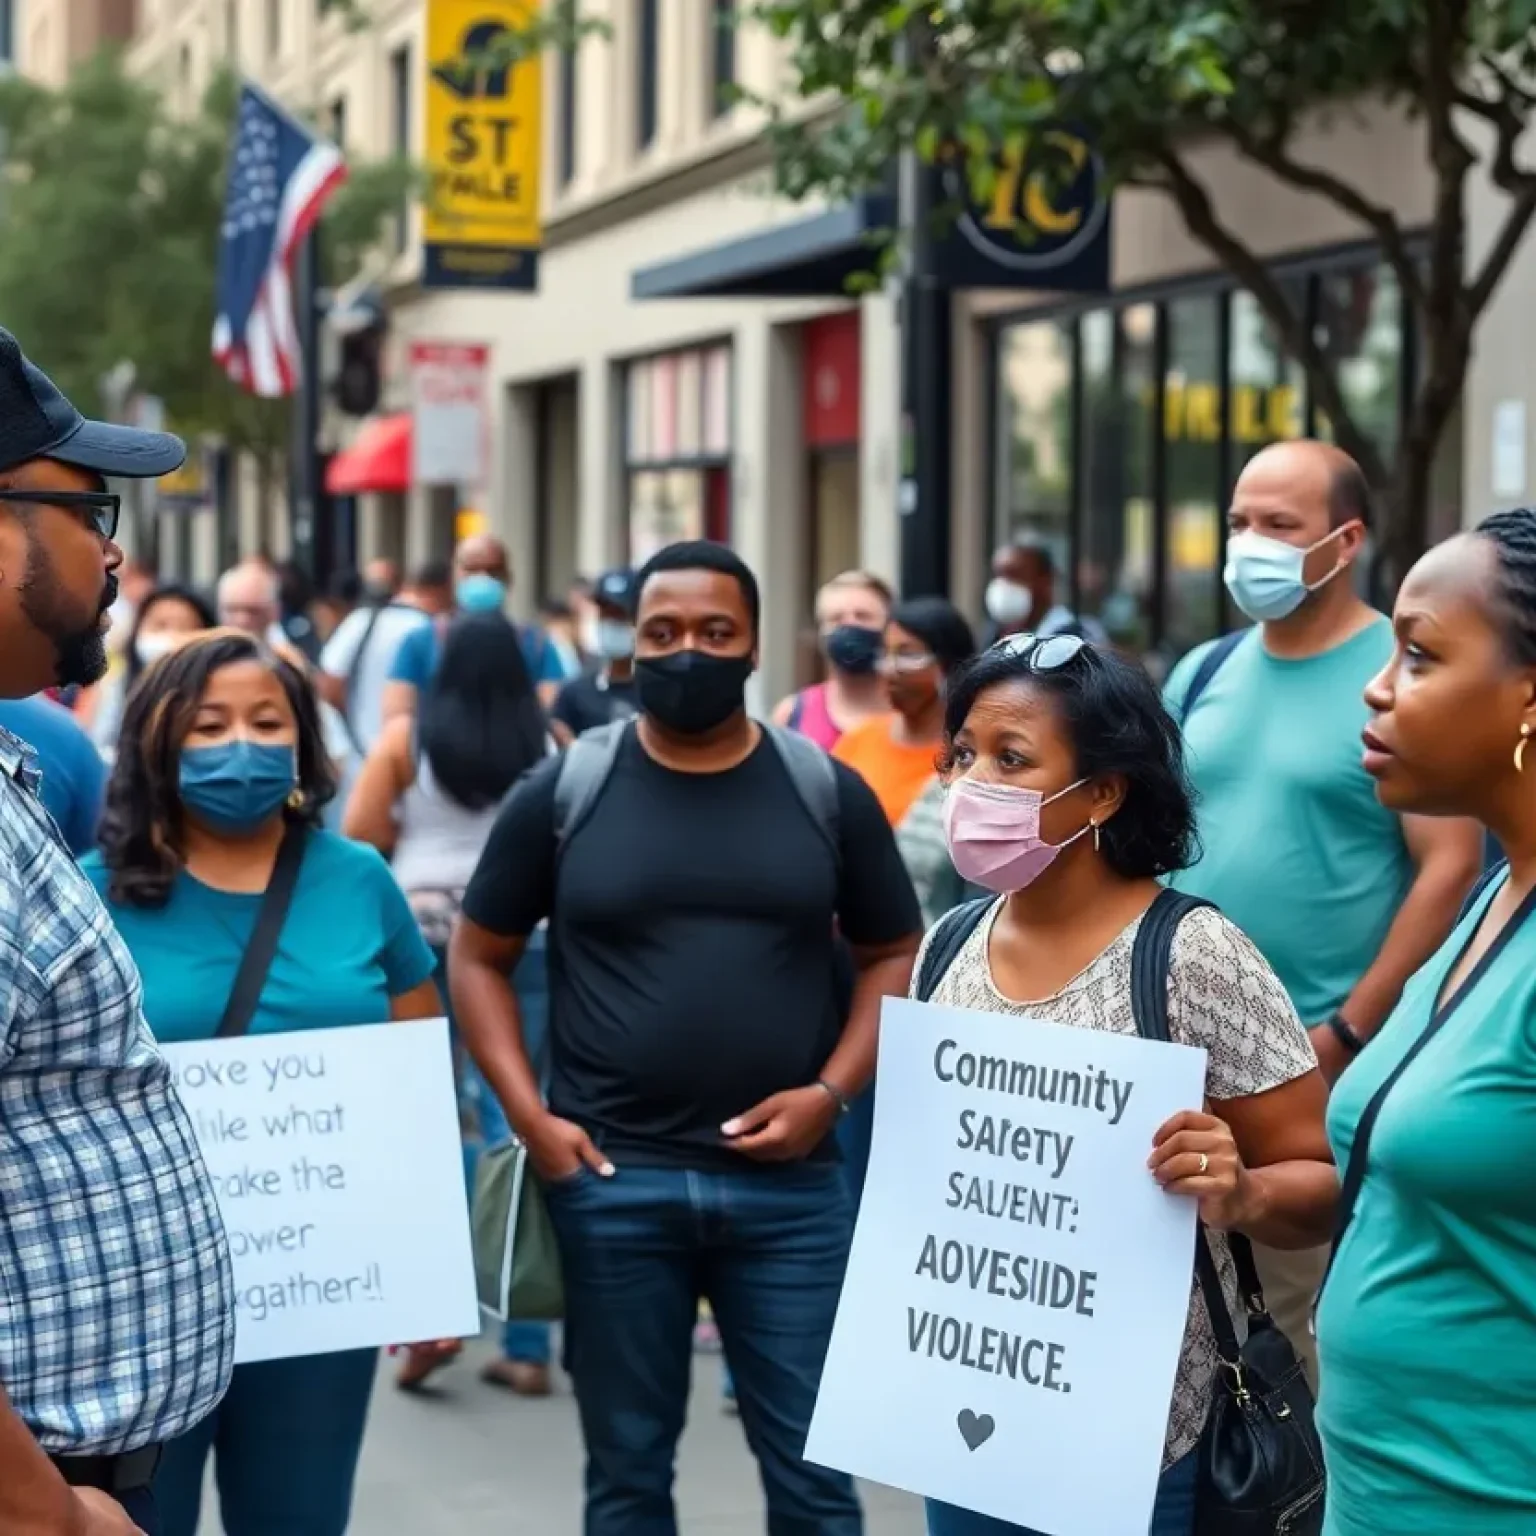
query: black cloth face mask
[
  {"left": 635, "top": 650, "right": 753, "bottom": 734},
  {"left": 823, "top": 624, "right": 883, "bottom": 675}
]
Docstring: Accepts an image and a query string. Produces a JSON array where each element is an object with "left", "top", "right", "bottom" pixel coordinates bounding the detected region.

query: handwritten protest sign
[
  {"left": 807, "top": 998, "right": 1207, "bottom": 1535},
  {"left": 162, "top": 1018, "right": 479, "bottom": 1364}
]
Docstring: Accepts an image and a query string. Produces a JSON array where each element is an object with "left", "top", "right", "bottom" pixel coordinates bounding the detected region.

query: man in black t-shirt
[
  {"left": 452, "top": 541, "right": 921, "bottom": 1536},
  {"left": 550, "top": 567, "right": 638, "bottom": 743}
]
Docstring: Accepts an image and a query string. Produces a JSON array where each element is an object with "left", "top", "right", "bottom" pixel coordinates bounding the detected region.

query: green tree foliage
[
  {"left": 753, "top": 0, "right": 1536, "bottom": 580},
  {"left": 0, "top": 51, "right": 416, "bottom": 473}
]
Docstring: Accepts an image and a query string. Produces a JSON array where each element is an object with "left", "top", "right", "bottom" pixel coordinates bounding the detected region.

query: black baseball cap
[
  {"left": 0, "top": 326, "right": 186, "bottom": 480},
  {"left": 593, "top": 568, "right": 637, "bottom": 616}
]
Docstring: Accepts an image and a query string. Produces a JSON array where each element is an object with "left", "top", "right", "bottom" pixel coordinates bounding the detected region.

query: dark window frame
[
  {"left": 1, "top": 0, "right": 17, "bottom": 63},
  {"left": 389, "top": 42, "right": 411, "bottom": 252},
  {"left": 710, "top": 0, "right": 736, "bottom": 120},
  {"left": 636, "top": 0, "right": 659, "bottom": 152},
  {"left": 559, "top": 42, "right": 578, "bottom": 185},
  {"left": 986, "top": 235, "right": 1426, "bottom": 658}
]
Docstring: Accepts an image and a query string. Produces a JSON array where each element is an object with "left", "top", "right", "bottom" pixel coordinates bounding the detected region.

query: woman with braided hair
[{"left": 1317, "top": 506, "right": 1536, "bottom": 1534}]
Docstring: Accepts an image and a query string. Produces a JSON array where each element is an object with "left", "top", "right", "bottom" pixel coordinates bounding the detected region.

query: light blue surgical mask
[
  {"left": 179, "top": 741, "right": 297, "bottom": 834},
  {"left": 1223, "top": 526, "right": 1349, "bottom": 623},
  {"left": 455, "top": 573, "right": 507, "bottom": 613}
]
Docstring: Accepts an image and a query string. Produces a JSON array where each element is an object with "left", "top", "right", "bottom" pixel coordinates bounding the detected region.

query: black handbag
[{"left": 1131, "top": 891, "right": 1326, "bottom": 1536}]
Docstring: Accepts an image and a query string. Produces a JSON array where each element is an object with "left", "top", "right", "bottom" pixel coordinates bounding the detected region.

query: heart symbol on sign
[{"left": 957, "top": 1409, "right": 995, "bottom": 1451}]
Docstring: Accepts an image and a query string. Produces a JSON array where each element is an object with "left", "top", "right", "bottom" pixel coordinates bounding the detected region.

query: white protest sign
[
  {"left": 161, "top": 1019, "right": 479, "bottom": 1364},
  {"left": 807, "top": 998, "right": 1207, "bottom": 1535}
]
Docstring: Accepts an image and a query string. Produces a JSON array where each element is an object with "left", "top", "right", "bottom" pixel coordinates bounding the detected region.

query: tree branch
[
  {"left": 1224, "top": 121, "right": 1427, "bottom": 311},
  {"left": 1468, "top": 187, "right": 1536, "bottom": 316},
  {"left": 1146, "top": 147, "right": 1390, "bottom": 488}
]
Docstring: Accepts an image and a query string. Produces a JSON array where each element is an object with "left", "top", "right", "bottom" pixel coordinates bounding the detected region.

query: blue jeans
[
  {"left": 722, "top": 1096, "right": 872, "bottom": 1404},
  {"left": 444, "top": 932, "right": 553, "bottom": 1368},
  {"left": 154, "top": 1350, "right": 377, "bottom": 1536},
  {"left": 547, "top": 1161, "right": 861, "bottom": 1536},
  {"left": 925, "top": 1449, "right": 1198, "bottom": 1535}
]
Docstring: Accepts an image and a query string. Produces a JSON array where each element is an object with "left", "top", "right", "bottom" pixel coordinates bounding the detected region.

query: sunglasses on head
[
  {"left": 989, "top": 632, "right": 1090, "bottom": 671},
  {"left": 0, "top": 489, "right": 120, "bottom": 541}
]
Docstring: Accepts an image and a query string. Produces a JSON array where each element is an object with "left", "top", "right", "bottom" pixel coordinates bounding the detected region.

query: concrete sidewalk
[{"left": 197, "top": 1336, "right": 925, "bottom": 1534}]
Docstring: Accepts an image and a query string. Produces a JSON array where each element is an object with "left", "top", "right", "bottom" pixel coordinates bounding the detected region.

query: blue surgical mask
[
  {"left": 1223, "top": 527, "right": 1348, "bottom": 623},
  {"left": 179, "top": 741, "right": 297, "bottom": 834},
  {"left": 456, "top": 573, "right": 507, "bottom": 613}
]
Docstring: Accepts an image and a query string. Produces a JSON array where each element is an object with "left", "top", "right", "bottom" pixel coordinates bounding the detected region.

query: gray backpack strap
[
  {"left": 762, "top": 723, "right": 840, "bottom": 869},
  {"left": 552, "top": 719, "right": 631, "bottom": 853}
]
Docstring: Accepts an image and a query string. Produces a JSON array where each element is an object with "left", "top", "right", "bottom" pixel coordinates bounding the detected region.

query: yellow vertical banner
[{"left": 423, "top": 0, "right": 544, "bottom": 291}]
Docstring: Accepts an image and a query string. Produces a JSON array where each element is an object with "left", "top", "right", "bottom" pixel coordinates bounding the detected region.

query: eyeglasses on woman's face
[{"left": 877, "top": 648, "right": 938, "bottom": 676}]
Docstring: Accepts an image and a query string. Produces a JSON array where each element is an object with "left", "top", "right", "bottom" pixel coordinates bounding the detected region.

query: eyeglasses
[
  {"left": 0, "top": 489, "right": 121, "bottom": 541},
  {"left": 877, "top": 650, "right": 937, "bottom": 675},
  {"left": 990, "top": 632, "right": 1089, "bottom": 671}
]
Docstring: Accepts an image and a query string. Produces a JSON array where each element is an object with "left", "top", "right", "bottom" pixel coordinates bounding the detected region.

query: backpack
[
  {"left": 1176, "top": 629, "right": 1248, "bottom": 727},
  {"left": 914, "top": 886, "right": 1213, "bottom": 1006},
  {"left": 550, "top": 718, "right": 841, "bottom": 869}
]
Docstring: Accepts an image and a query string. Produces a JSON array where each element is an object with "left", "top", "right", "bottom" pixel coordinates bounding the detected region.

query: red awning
[{"left": 325, "top": 414, "right": 411, "bottom": 495}]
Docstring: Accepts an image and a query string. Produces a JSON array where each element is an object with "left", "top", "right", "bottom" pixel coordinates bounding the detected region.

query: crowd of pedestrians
[{"left": 1, "top": 317, "right": 1534, "bottom": 1536}]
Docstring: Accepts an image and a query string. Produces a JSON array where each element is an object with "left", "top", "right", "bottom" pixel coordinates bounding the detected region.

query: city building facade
[{"left": 13, "top": 1, "right": 1536, "bottom": 698}]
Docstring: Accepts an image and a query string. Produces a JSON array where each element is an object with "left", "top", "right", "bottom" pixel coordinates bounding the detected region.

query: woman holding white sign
[
  {"left": 82, "top": 630, "right": 443, "bottom": 1536},
  {"left": 916, "top": 635, "right": 1337, "bottom": 1536}
]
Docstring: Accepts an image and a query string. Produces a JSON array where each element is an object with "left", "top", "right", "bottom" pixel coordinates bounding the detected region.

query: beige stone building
[{"left": 14, "top": 1, "right": 1536, "bottom": 695}]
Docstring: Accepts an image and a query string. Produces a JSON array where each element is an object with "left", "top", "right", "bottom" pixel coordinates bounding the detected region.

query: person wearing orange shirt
[{"left": 834, "top": 597, "right": 977, "bottom": 927}]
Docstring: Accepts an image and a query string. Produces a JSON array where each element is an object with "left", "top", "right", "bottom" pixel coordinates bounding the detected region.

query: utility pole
[
  {"left": 289, "top": 225, "right": 323, "bottom": 579},
  {"left": 896, "top": 13, "right": 953, "bottom": 599}
]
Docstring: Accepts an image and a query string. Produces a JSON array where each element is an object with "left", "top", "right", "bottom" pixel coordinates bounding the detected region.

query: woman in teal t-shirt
[
  {"left": 1317, "top": 507, "right": 1536, "bottom": 1534},
  {"left": 83, "top": 629, "right": 441, "bottom": 1536}
]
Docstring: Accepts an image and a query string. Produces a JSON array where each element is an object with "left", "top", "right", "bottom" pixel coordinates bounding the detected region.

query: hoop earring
[{"left": 1518, "top": 724, "right": 1533, "bottom": 775}]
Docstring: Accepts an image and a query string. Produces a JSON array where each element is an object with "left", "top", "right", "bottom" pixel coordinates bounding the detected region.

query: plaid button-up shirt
[{"left": 0, "top": 726, "right": 234, "bottom": 1453}]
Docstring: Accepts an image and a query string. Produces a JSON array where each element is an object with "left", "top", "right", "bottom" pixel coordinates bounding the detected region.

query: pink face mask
[{"left": 942, "top": 776, "right": 1091, "bottom": 894}]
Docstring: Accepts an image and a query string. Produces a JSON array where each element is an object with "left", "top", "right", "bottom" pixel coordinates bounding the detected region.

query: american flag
[{"left": 211, "top": 83, "right": 347, "bottom": 397}]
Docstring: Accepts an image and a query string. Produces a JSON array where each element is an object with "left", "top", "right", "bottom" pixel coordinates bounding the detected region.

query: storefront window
[
  {"left": 1163, "top": 294, "right": 1223, "bottom": 659},
  {"left": 625, "top": 344, "right": 732, "bottom": 561},
  {"left": 1228, "top": 284, "right": 1307, "bottom": 476},
  {"left": 995, "top": 320, "right": 1072, "bottom": 573},
  {"left": 1318, "top": 267, "right": 1401, "bottom": 459},
  {"left": 992, "top": 256, "right": 1412, "bottom": 661},
  {"left": 1079, "top": 307, "right": 1155, "bottom": 650}
]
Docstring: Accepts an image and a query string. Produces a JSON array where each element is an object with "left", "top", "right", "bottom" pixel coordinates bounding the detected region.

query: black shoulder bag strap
[
  {"left": 215, "top": 824, "right": 308, "bottom": 1040},
  {"left": 1178, "top": 629, "right": 1248, "bottom": 727},
  {"left": 1315, "top": 866, "right": 1528, "bottom": 1309},
  {"left": 1130, "top": 889, "right": 1265, "bottom": 1351}
]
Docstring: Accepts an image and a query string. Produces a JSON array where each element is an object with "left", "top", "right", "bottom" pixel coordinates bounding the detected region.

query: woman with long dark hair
[
  {"left": 80, "top": 629, "right": 442, "bottom": 1536},
  {"left": 344, "top": 609, "right": 557, "bottom": 1395}
]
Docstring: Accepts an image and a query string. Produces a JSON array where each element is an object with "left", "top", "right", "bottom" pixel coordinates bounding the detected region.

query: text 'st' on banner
[
  {"left": 423, "top": 0, "right": 543, "bottom": 291},
  {"left": 161, "top": 1019, "right": 480, "bottom": 1364},
  {"left": 806, "top": 998, "right": 1207, "bottom": 1534}
]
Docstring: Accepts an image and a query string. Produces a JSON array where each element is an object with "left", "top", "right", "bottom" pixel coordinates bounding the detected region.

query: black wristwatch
[{"left": 1323, "top": 1014, "right": 1366, "bottom": 1055}]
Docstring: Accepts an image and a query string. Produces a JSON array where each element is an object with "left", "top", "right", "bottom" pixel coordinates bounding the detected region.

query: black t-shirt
[
  {"left": 551, "top": 672, "right": 638, "bottom": 737},
  {"left": 461, "top": 730, "right": 921, "bottom": 1168}
]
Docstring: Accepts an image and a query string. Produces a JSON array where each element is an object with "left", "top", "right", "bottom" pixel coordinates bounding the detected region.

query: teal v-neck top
[
  {"left": 1317, "top": 871, "right": 1536, "bottom": 1534},
  {"left": 80, "top": 831, "right": 436, "bottom": 1042}
]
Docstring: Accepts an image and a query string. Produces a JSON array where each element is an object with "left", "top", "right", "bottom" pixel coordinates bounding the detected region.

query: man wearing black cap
[
  {"left": 0, "top": 327, "right": 234, "bottom": 1536},
  {"left": 550, "top": 568, "right": 639, "bottom": 743}
]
